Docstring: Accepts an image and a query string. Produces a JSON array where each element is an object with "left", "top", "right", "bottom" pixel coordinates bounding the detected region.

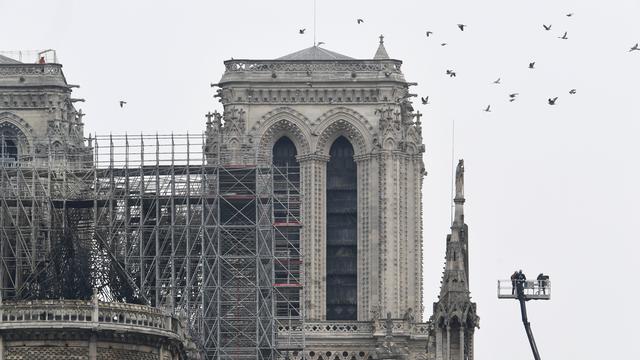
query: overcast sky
[{"left": 2, "top": 0, "right": 639, "bottom": 359}]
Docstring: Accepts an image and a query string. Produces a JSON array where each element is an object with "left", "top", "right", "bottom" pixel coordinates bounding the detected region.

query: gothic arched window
[
  {"left": 0, "top": 129, "right": 20, "bottom": 165},
  {"left": 272, "top": 137, "right": 297, "bottom": 167},
  {"left": 272, "top": 136, "right": 302, "bottom": 316},
  {"left": 326, "top": 136, "right": 357, "bottom": 320}
]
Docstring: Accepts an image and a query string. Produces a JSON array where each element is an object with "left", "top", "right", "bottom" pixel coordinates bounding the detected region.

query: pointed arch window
[
  {"left": 272, "top": 137, "right": 302, "bottom": 317},
  {"left": 0, "top": 129, "right": 20, "bottom": 166},
  {"left": 326, "top": 136, "right": 357, "bottom": 320}
]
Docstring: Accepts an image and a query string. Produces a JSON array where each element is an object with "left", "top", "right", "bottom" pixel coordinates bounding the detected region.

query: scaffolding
[{"left": 0, "top": 134, "right": 304, "bottom": 360}]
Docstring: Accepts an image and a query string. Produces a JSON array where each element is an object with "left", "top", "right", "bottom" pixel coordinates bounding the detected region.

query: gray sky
[{"left": 2, "top": 0, "right": 639, "bottom": 358}]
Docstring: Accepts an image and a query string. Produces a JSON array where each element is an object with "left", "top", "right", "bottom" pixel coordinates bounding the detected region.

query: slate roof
[
  {"left": 276, "top": 46, "right": 354, "bottom": 60},
  {"left": 0, "top": 54, "right": 22, "bottom": 64}
]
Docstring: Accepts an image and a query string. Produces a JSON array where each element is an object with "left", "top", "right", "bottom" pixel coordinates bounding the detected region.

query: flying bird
[
  {"left": 566, "top": 13, "right": 574, "bottom": 17},
  {"left": 630, "top": 43, "right": 639, "bottom": 52},
  {"left": 119, "top": 101, "right": 127, "bottom": 108},
  {"left": 548, "top": 97, "right": 558, "bottom": 105},
  {"left": 446, "top": 69, "right": 457, "bottom": 77},
  {"left": 558, "top": 32, "right": 568, "bottom": 40},
  {"left": 426, "top": 31, "right": 433, "bottom": 37},
  {"left": 457, "top": 24, "right": 467, "bottom": 31},
  {"left": 299, "top": 28, "right": 306, "bottom": 34},
  {"left": 421, "top": 96, "right": 429, "bottom": 105},
  {"left": 440, "top": 43, "right": 448, "bottom": 46},
  {"left": 569, "top": 89, "right": 576, "bottom": 94},
  {"left": 509, "top": 93, "right": 519, "bottom": 102},
  {"left": 529, "top": 62, "right": 536, "bottom": 69},
  {"left": 543, "top": 24, "right": 552, "bottom": 31},
  {"left": 357, "top": 19, "right": 364, "bottom": 24},
  {"left": 484, "top": 105, "right": 491, "bottom": 112},
  {"left": 493, "top": 78, "right": 501, "bottom": 84}
]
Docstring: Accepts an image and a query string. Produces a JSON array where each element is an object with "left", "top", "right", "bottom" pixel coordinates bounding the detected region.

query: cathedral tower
[
  {"left": 0, "top": 51, "right": 88, "bottom": 168},
  {"left": 211, "top": 37, "right": 428, "bottom": 358},
  {"left": 212, "top": 37, "right": 425, "bottom": 322}
]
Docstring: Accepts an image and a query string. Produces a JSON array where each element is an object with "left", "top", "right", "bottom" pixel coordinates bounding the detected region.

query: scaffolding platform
[
  {"left": 497, "top": 280, "right": 551, "bottom": 300},
  {"left": 0, "top": 134, "right": 305, "bottom": 360}
]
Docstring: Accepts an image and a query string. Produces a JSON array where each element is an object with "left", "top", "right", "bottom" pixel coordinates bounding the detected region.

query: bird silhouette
[
  {"left": 457, "top": 24, "right": 467, "bottom": 31},
  {"left": 440, "top": 43, "right": 448, "bottom": 46},
  {"left": 357, "top": 19, "right": 364, "bottom": 24},
  {"left": 119, "top": 101, "right": 127, "bottom": 108},
  {"left": 548, "top": 97, "right": 558, "bottom": 105},
  {"left": 543, "top": 24, "right": 552, "bottom": 31},
  {"left": 446, "top": 70, "right": 457, "bottom": 77},
  {"left": 426, "top": 31, "right": 433, "bottom": 37},
  {"left": 493, "top": 78, "right": 501, "bottom": 84},
  {"left": 559, "top": 32, "right": 568, "bottom": 40},
  {"left": 509, "top": 93, "right": 519, "bottom": 98},
  {"left": 299, "top": 29, "right": 306, "bottom": 34},
  {"left": 566, "top": 13, "right": 574, "bottom": 17},
  {"left": 421, "top": 96, "right": 429, "bottom": 105},
  {"left": 630, "top": 43, "right": 639, "bottom": 52},
  {"left": 484, "top": 105, "right": 491, "bottom": 112},
  {"left": 569, "top": 89, "right": 576, "bottom": 94},
  {"left": 529, "top": 62, "right": 536, "bottom": 69}
]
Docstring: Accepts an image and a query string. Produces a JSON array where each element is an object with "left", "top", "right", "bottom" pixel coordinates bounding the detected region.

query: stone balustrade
[
  {"left": 0, "top": 299, "right": 183, "bottom": 340},
  {"left": 223, "top": 60, "right": 403, "bottom": 74},
  {"left": 278, "top": 320, "right": 429, "bottom": 339}
]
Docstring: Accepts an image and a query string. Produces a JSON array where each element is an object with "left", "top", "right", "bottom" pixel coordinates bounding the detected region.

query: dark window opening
[
  {"left": 326, "top": 136, "right": 357, "bottom": 320},
  {"left": 1, "top": 138, "right": 18, "bottom": 163}
]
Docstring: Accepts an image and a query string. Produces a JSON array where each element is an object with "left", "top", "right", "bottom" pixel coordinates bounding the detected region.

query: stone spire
[
  {"left": 374, "top": 34, "right": 390, "bottom": 59},
  {"left": 439, "top": 159, "right": 470, "bottom": 299},
  {"left": 427, "top": 159, "right": 479, "bottom": 360}
]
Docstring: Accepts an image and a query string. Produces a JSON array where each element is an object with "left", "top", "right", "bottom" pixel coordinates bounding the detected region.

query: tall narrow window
[
  {"left": 326, "top": 136, "right": 357, "bottom": 320},
  {"left": 0, "top": 131, "right": 19, "bottom": 165},
  {"left": 272, "top": 137, "right": 302, "bottom": 318}
]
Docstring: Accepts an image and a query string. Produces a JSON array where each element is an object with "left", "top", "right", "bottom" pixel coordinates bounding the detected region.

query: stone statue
[
  {"left": 403, "top": 307, "right": 415, "bottom": 324},
  {"left": 455, "top": 159, "right": 464, "bottom": 198},
  {"left": 385, "top": 312, "right": 394, "bottom": 338}
]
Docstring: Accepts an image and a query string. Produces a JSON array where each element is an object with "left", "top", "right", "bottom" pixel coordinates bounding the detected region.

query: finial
[{"left": 379, "top": 34, "right": 384, "bottom": 44}]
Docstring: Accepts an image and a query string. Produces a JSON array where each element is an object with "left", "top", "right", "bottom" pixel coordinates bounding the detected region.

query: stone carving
[
  {"left": 316, "top": 106, "right": 375, "bottom": 131},
  {"left": 205, "top": 110, "right": 222, "bottom": 162},
  {"left": 257, "top": 118, "right": 311, "bottom": 163},
  {"left": 0, "top": 64, "right": 61, "bottom": 76},
  {"left": 252, "top": 106, "right": 311, "bottom": 132},
  {"left": 403, "top": 308, "right": 415, "bottom": 324},
  {"left": 455, "top": 159, "right": 464, "bottom": 198},
  {"left": 224, "top": 60, "right": 402, "bottom": 74},
  {"left": 315, "top": 108, "right": 374, "bottom": 155}
]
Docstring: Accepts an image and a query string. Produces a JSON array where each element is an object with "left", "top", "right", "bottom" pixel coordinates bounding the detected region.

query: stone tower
[
  {"left": 211, "top": 37, "right": 429, "bottom": 358},
  {"left": 427, "top": 160, "right": 479, "bottom": 360},
  {"left": 0, "top": 52, "right": 87, "bottom": 168}
]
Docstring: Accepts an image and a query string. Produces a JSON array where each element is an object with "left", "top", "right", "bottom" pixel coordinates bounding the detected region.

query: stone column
[
  {"left": 435, "top": 329, "right": 443, "bottom": 360},
  {"left": 468, "top": 330, "right": 474, "bottom": 360},
  {"left": 354, "top": 153, "right": 378, "bottom": 320},
  {"left": 445, "top": 325, "right": 450, "bottom": 360},
  {"left": 408, "top": 155, "right": 424, "bottom": 317},
  {"left": 378, "top": 150, "right": 404, "bottom": 317},
  {"left": 88, "top": 334, "right": 97, "bottom": 360},
  {"left": 459, "top": 328, "right": 464, "bottom": 360},
  {"left": 298, "top": 154, "right": 329, "bottom": 320}
]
